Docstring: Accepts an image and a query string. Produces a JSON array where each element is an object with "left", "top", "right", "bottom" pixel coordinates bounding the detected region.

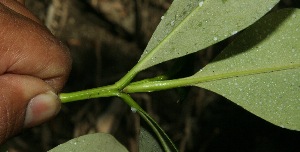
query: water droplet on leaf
[
  {"left": 171, "top": 20, "right": 175, "bottom": 26},
  {"left": 199, "top": 1, "right": 204, "bottom": 7},
  {"left": 231, "top": 31, "right": 238, "bottom": 35}
]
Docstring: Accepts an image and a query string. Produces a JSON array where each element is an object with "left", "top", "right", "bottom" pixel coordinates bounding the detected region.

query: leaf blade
[
  {"left": 139, "top": 127, "right": 164, "bottom": 152},
  {"left": 192, "top": 9, "right": 300, "bottom": 130},
  {"left": 49, "top": 133, "right": 128, "bottom": 152},
  {"left": 137, "top": 0, "right": 279, "bottom": 71}
]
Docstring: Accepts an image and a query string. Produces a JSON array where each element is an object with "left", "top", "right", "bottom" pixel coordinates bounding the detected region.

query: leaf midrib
[
  {"left": 193, "top": 63, "right": 300, "bottom": 85},
  {"left": 124, "top": 63, "right": 300, "bottom": 93},
  {"left": 137, "top": 3, "right": 201, "bottom": 69}
]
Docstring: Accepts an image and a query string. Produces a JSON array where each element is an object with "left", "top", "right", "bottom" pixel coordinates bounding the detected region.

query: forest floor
[{"left": 5, "top": 0, "right": 300, "bottom": 152}]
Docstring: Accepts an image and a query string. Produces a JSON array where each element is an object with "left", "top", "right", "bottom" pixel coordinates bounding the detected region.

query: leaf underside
[
  {"left": 48, "top": 133, "right": 128, "bottom": 152},
  {"left": 139, "top": 127, "right": 164, "bottom": 152},
  {"left": 192, "top": 9, "right": 300, "bottom": 131},
  {"left": 137, "top": 0, "right": 279, "bottom": 71}
]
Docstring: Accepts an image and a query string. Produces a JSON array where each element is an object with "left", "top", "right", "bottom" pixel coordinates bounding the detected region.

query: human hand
[{"left": 0, "top": 0, "right": 71, "bottom": 144}]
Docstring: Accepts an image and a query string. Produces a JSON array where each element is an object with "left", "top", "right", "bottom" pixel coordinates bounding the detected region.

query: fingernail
[{"left": 24, "top": 91, "right": 61, "bottom": 128}]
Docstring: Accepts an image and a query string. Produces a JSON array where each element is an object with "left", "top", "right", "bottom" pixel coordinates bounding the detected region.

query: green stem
[
  {"left": 59, "top": 63, "right": 299, "bottom": 102},
  {"left": 114, "top": 66, "right": 139, "bottom": 89},
  {"left": 123, "top": 78, "right": 190, "bottom": 93},
  {"left": 114, "top": 57, "right": 152, "bottom": 89},
  {"left": 59, "top": 85, "right": 118, "bottom": 103},
  {"left": 123, "top": 64, "right": 300, "bottom": 93},
  {"left": 118, "top": 93, "right": 178, "bottom": 152}
]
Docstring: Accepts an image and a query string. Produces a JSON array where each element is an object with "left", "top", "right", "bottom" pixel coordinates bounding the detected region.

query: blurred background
[{"left": 5, "top": 0, "right": 300, "bottom": 151}]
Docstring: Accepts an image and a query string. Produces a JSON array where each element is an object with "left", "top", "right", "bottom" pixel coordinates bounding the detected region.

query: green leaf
[
  {"left": 192, "top": 9, "right": 300, "bottom": 130},
  {"left": 48, "top": 133, "right": 128, "bottom": 152},
  {"left": 136, "top": 0, "right": 279, "bottom": 71},
  {"left": 139, "top": 127, "right": 164, "bottom": 152}
]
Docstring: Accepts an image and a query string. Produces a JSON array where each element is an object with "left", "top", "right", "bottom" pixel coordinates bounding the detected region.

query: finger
[
  {"left": 0, "top": 0, "right": 41, "bottom": 24},
  {"left": 0, "top": 74, "right": 60, "bottom": 144},
  {"left": 0, "top": 4, "right": 72, "bottom": 92}
]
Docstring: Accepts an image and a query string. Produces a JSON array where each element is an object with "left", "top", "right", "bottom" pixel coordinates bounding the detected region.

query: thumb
[{"left": 0, "top": 74, "right": 60, "bottom": 144}]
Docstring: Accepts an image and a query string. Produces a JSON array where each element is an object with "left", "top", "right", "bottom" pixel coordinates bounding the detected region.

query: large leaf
[
  {"left": 139, "top": 127, "right": 163, "bottom": 152},
  {"left": 136, "top": 0, "right": 279, "bottom": 71},
  {"left": 192, "top": 9, "right": 300, "bottom": 130},
  {"left": 49, "top": 133, "right": 128, "bottom": 152}
]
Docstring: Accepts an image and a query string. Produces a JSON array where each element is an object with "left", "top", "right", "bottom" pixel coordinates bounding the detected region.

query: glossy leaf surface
[
  {"left": 137, "top": 0, "right": 279, "bottom": 71},
  {"left": 49, "top": 133, "right": 128, "bottom": 152},
  {"left": 192, "top": 9, "right": 300, "bottom": 130}
]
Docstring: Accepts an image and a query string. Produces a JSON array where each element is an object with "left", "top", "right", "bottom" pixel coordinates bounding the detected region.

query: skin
[{"left": 0, "top": 0, "right": 71, "bottom": 144}]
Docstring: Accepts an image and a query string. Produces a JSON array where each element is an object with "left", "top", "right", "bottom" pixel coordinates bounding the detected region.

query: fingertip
[
  {"left": 24, "top": 91, "right": 61, "bottom": 128},
  {"left": 0, "top": 74, "right": 61, "bottom": 144}
]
